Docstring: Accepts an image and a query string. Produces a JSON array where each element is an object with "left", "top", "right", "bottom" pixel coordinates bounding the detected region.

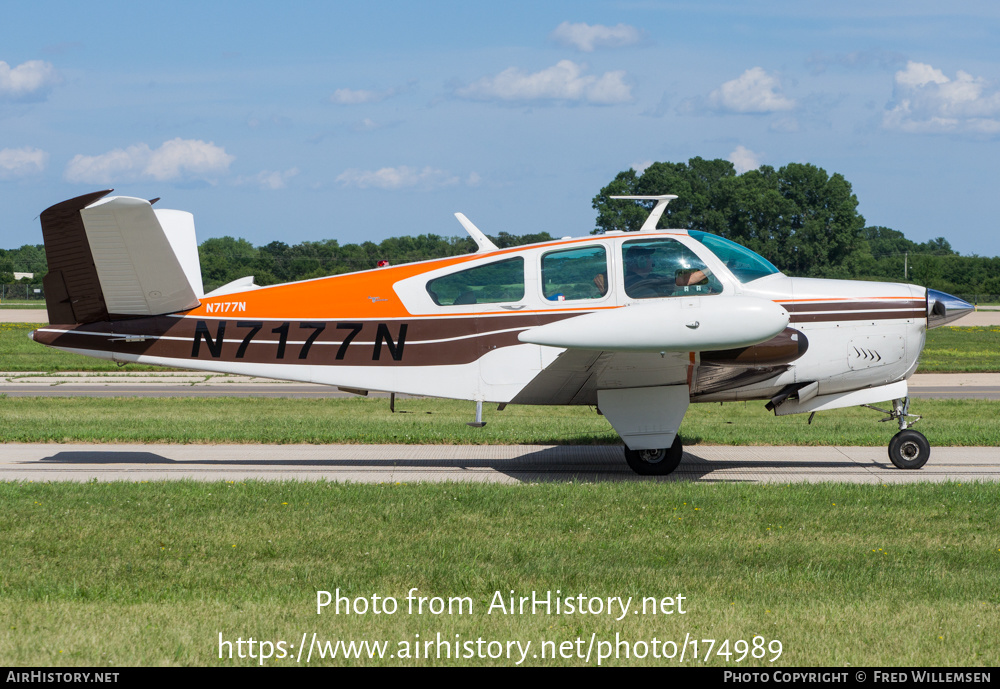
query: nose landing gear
[{"left": 864, "top": 397, "right": 928, "bottom": 469}]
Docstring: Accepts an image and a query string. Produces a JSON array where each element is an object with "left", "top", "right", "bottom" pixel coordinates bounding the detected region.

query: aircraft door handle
[
  {"left": 686, "top": 321, "right": 700, "bottom": 329},
  {"left": 501, "top": 305, "right": 525, "bottom": 310}
]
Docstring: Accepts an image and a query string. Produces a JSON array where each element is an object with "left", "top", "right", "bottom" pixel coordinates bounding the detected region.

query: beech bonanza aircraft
[{"left": 32, "top": 191, "right": 973, "bottom": 475}]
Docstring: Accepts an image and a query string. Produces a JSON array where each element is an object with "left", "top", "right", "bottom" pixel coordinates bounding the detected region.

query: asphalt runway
[{"left": 1, "top": 443, "right": 997, "bottom": 484}]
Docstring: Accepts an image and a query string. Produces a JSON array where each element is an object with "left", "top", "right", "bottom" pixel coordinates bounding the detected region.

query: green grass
[
  {"left": 1, "top": 396, "right": 998, "bottom": 446},
  {"left": 4, "top": 322, "right": 1000, "bottom": 372},
  {"left": 0, "top": 480, "right": 996, "bottom": 666},
  {"left": 0, "top": 322, "right": 170, "bottom": 371},
  {"left": 920, "top": 326, "right": 1000, "bottom": 371}
]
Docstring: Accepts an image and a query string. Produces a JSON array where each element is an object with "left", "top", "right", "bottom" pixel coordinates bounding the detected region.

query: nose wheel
[
  {"left": 888, "top": 429, "right": 930, "bottom": 469},
  {"left": 864, "top": 396, "right": 929, "bottom": 470}
]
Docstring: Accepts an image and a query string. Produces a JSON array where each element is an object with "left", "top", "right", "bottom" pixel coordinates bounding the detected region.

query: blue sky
[{"left": 2, "top": 1, "right": 1000, "bottom": 259}]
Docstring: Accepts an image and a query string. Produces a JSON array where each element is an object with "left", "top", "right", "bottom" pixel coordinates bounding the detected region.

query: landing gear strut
[
  {"left": 864, "top": 397, "right": 929, "bottom": 469},
  {"left": 623, "top": 436, "right": 684, "bottom": 476}
]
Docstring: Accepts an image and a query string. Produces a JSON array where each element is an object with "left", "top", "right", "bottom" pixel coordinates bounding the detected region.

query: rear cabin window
[
  {"left": 622, "top": 238, "right": 722, "bottom": 299},
  {"left": 541, "top": 245, "right": 608, "bottom": 301},
  {"left": 426, "top": 257, "right": 525, "bottom": 306}
]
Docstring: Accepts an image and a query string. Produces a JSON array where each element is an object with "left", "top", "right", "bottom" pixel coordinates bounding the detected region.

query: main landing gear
[
  {"left": 623, "top": 436, "right": 684, "bottom": 476},
  {"left": 864, "top": 397, "right": 929, "bottom": 469}
]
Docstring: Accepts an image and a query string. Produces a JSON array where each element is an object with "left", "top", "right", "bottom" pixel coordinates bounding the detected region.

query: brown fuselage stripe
[
  {"left": 780, "top": 299, "right": 925, "bottom": 324},
  {"left": 789, "top": 310, "right": 925, "bottom": 323},
  {"left": 780, "top": 300, "right": 924, "bottom": 313},
  {"left": 35, "top": 313, "right": 575, "bottom": 367}
]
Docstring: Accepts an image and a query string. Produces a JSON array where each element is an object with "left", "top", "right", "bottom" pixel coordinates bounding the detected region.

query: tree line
[
  {"left": 0, "top": 231, "right": 554, "bottom": 293},
  {"left": 3, "top": 158, "right": 999, "bottom": 298},
  {"left": 593, "top": 157, "right": 1000, "bottom": 298}
]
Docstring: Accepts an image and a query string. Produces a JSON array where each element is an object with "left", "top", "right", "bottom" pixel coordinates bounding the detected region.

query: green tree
[
  {"left": 199, "top": 236, "right": 260, "bottom": 290},
  {"left": 593, "top": 158, "right": 867, "bottom": 278}
]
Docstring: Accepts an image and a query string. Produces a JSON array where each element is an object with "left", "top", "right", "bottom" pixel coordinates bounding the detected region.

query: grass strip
[
  {"left": 0, "top": 396, "right": 998, "bottom": 445},
  {"left": 918, "top": 326, "right": 1000, "bottom": 371},
  {"left": 0, "top": 322, "right": 168, "bottom": 372},
  {"left": 0, "top": 480, "right": 996, "bottom": 666}
]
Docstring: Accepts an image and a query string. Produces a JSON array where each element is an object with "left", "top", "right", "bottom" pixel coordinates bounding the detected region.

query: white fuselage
[{"left": 37, "top": 230, "right": 929, "bottom": 411}]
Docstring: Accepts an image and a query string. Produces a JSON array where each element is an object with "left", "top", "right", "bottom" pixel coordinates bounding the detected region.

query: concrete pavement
[
  {"left": 0, "top": 309, "right": 47, "bottom": 322},
  {"left": 1, "top": 443, "right": 996, "bottom": 483}
]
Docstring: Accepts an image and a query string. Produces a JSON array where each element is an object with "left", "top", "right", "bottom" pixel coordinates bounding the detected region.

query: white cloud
[
  {"left": 330, "top": 87, "right": 397, "bottom": 105},
  {"left": 728, "top": 145, "right": 760, "bottom": 174},
  {"left": 64, "top": 138, "right": 235, "bottom": 184},
  {"left": 237, "top": 167, "right": 300, "bottom": 190},
  {"left": 0, "top": 147, "right": 48, "bottom": 179},
  {"left": 456, "top": 60, "right": 631, "bottom": 105},
  {"left": 631, "top": 160, "right": 653, "bottom": 175},
  {"left": 894, "top": 61, "right": 949, "bottom": 88},
  {"left": 707, "top": 67, "right": 795, "bottom": 113},
  {"left": 883, "top": 61, "right": 1000, "bottom": 134},
  {"left": 0, "top": 60, "right": 59, "bottom": 101},
  {"left": 336, "top": 166, "right": 479, "bottom": 191},
  {"left": 549, "top": 22, "right": 642, "bottom": 52},
  {"left": 145, "top": 139, "right": 235, "bottom": 181}
]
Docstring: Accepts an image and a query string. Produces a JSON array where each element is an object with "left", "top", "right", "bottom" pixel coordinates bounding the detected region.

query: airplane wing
[
  {"left": 509, "top": 348, "right": 691, "bottom": 406},
  {"left": 509, "top": 347, "right": 693, "bottom": 451},
  {"left": 517, "top": 296, "right": 789, "bottom": 351}
]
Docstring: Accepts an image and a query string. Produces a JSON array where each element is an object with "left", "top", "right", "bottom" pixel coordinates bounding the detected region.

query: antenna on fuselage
[
  {"left": 454, "top": 212, "right": 499, "bottom": 253},
  {"left": 609, "top": 194, "right": 678, "bottom": 231}
]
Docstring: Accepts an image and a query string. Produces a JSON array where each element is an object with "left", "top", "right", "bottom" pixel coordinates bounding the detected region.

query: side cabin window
[
  {"left": 541, "top": 245, "right": 608, "bottom": 301},
  {"left": 426, "top": 257, "right": 525, "bottom": 306},
  {"left": 622, "top": 238, "right": 722, "bottom": 299}
]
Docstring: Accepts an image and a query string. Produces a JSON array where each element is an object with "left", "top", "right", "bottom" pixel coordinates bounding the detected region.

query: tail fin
[
  {"left": 40, "top": 191, "right": 203, "bottom": 324},
  {"left": 40, "top": 190, "right": 114, "bottom": 324}
]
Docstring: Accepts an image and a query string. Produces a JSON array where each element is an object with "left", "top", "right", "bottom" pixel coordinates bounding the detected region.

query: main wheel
[
  {"left": 888, "top": 429, "right": 930, "bottom": 469},
  {"left": 624, "top": 436, "right": 683, "bottom": 476}
]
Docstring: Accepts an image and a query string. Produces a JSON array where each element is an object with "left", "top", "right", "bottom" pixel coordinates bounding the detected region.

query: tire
[
  {"left": 624, "top": 436, "right": 684, "bottom": 476},
  {"left": 888, "top": 429, "right": 930, "bottom": 469}
]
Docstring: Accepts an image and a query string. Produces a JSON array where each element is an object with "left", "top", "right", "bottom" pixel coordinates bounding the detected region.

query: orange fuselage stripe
[{"left": 187, "top": 232, "right": 696, "bottom": 320}]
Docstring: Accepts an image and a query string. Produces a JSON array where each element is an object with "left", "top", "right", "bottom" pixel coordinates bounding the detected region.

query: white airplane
[{"left": 32, "top": 191, "right": 972, "bottom": 475}]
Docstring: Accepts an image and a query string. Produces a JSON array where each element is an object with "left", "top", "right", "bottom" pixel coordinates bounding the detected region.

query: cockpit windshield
[{"left": 688, "top": 231, "right": 781, "bottom": 283}]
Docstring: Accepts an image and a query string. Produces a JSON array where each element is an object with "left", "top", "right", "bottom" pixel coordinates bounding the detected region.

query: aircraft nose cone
[{"left": 927, "top": 289, "right": 974, "bottom": 328}]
